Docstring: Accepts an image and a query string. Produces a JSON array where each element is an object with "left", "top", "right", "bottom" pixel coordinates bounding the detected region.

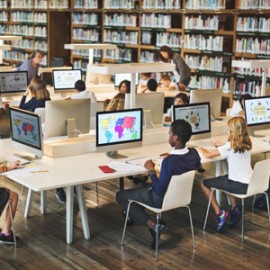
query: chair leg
[
  {"left": 155, "top": 214, "right": 160, "bottom": 261},
  {"left": 203, "top": 189, "right": 215, "bottom": 231},
  {"left": 241, "top": 199, "right": 244, "bottom": 243},
  {"left": 263, "top": 192, "right": 270, "bottom": 223},
  {"left": 252, "top": 195, "right": 257, "bottom": 210},
  {"left": 121, "top": 201, "right": 133, "bottom": 246},
  {"left": 186, "top": 206, "right": 196, "bottom": 249},
  {"left": 8, "top": 202, "right": 16, "bottom": 248}
]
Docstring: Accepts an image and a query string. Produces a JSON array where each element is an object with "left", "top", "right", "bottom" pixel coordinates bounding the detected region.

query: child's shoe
[
  {"left": 216, "top": 210, "right": 229, "bottom": 232},
  {"left": 228, "top": 206, "right": 241, "bottom": 226}
]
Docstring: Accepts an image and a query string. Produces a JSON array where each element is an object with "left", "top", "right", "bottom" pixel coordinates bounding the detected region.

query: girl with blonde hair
[
  {"left": 19, "top": 78, "right": 50, "bottom": 112},
  {"left": 199, "top": 116, "right": 252, "bottom": 232}
]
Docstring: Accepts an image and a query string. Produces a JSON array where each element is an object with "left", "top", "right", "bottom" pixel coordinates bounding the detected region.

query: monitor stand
[
  {"left": 106, "top": 151, "right": 127, "bottom": 159},
  {"left": 67, "top": 117, "right": 80, "bottom": 138}
]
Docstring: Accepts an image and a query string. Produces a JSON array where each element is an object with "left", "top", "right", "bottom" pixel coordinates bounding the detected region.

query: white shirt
[
  {"left": 71, "top": 90, "right": 97, "bottom": 103},
  {"left": 218, "top": 142, "right": 252, "bottom": 184}
]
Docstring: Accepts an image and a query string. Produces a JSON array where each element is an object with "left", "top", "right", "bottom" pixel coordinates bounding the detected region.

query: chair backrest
[
  {"left": 246, "top": 159, "right": 270, "bottom": 196},
  {"left": 34, "top": 108, "right": 45, "bottom": 124},
  {"left": 161, "top": 170, "right": 195, "bottom": 212}
]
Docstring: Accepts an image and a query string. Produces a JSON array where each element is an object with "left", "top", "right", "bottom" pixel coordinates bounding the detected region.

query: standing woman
[
  {"left": 159, "top": 46, "right": 191, "bottom": 91},
  {"left": 19, "top": 78, "right": 50, "bottom": 112}
]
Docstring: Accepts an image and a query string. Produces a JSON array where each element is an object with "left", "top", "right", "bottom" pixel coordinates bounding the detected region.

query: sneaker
[
  {"left": 228, "top": 206, "right": 241, "bottom": 227},
  {"left": 216, "top": 210, "right": 229, "bottom": 232},
  {"left": 0, "top": 231, "right": 19, "bottom": 244},
  {"left": 149, "top": 223, "right": 165, "bottom": 249},
  {"left": 56, "top": 188, "right": 66, "bottom": 203}
]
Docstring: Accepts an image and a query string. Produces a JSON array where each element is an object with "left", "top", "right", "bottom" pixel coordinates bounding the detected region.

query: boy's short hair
[
  {"left": 75, "top": 80, "right": 86, "bottom": 92},
  {"left": 147, "top": 78, "right": 158, "bottom": 92},
  {"left": 171, "top": 119, "right": 192, "bottom": 144}
]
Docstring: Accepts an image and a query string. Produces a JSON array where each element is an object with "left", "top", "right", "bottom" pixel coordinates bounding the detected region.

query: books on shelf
[
  {"left": 156, "top": 32, "right": 180, "bottom": 48},
  {"left": 185, "top": 55, "right": 224, "bottom": 72},
  {"left": 11, "top": 12, "right": 47, "bottom": 24},
  {"left": 142, "top": 0, "right": 181, "bottom": 9},
  {"left": 0, "top": 12, "right": 8, "bottom": 22},
  {"left": 50, "top": 0, "right": 69, "bottom": 9},
  {"left": 185, "top": 0, "right": 226, "bottom": 10},
  {"left": 104, "top": 0, "right": 135, "bottom": 9},
  {"left": 74, "top": 0, "right": 98, "bottom": 8},
  {"left": 236, "top": 37, "right": 270, "bottom": 55},
  {"left": 11, "top": 0, "right": 32, "bottom": 9},
  {"left": 72, "top": 13, "right": 98, "bottom": 26},
  {"left": 34, "top": 0, "right": 48, "bottom": 8},
  {"left": 3, "top": 50, "right": 47, "bottom": 65},
  {"left": 185, "top": 15, "right": 219, "bottom": 31},
  {"left": 237, "top": 17, "right": 270, "bottom": 33},
  {"left": 103, "top": 30, "right": 138, "bottom": 45},
  {"left": 104, "top": 48, "right": 132, "bottom": 62},
  {"left": 73, "top": 28, "right": 100, "bottom": 41},
  {"left": 238, "top": 0, "right": 270, "bottom": 9},
  {"left": 104, "top": 13, "right": 137, "bottom": 27},
  {"left": 73, "top": 49, "right": 101, "bottom": 58},
  {"left": 140, "top": 50, "right": 156, "bottom": 63},
  {"left": 141, "top": 14, "right": 171, "bottom": 29},
  {"left": 0, "top": 1, "right": 7, "bottom": 8}
]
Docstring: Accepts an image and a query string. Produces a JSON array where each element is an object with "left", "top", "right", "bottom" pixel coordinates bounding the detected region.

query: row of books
[
  {"left": 12, "top": 39, "right": 48, "bottom": 52},
  {"left": 104, "top": 48, "right": 132, "bottom": 62},
  {"left": 156, "top": 32, "right": 181, "bottom": 48},
  {"left": 10, "top": 0, "right": 68, "bottom": 9},
  {"left": 185, "top": 0, "right": 226, "bottom": 10},
  {"left": 0, "top": 12, "right": 8, "bottom": 22},
  {"left": 73, "top": 0, "right": 98, "bottom": 9},
  {"left": 73, "top": 60, "right": 87, "bottom": 71},
  {"left": 0, "top": 1, "right": 7, "bottom": 8},
  {"left": 236, "top": 37, "right": 270, "bottom": 55},
  {"left": 103, "top": 30, "right": 138, "bottom": 45},
  {"left": 72, "top": 28, "right": 100, "bottom": 41},
  {"left": 142, "top": 0, "right": 181, "bottom": 9},
  {"left": 140, "top": 50, "right": 156, "bottom": 63},
  {"left": 73, "top": 49, "right": 101, "bottom": 58},
  {"left": 72, "top": 13, "right": 98, "bottom": 25},
  {"left": 185, "top": 55, "right": 224, "bottom": 72},
  {"left": 184, "top": 34, "right": 224, "bottom": 51},
  {"left": 103, "top": 0, "right": 135, "bottom": 9},
  {"left": 234, "top": 67, "right": 270, "bottom": 78},
  {"left": 104, "top": 14, "right": 137, "bottom": 27},
  {"left": 184, "top": 16, "right": 219, "bottom": 31},
  {"left": 141, "top": 14, "right": 172, "bottom": 29},
  {"left": 233, "top": 80, "right": 261, "bottom": 97},
  {"left": 237, "top": 0, "right": 270, "bottom": 9},
  {"left": 5, "top": 25, "right": 47, "bottom": 37},
  {"left": 189, "top": 75, "right": 230, "bottom": 92},
  {"left": 236, "top": 17, "right": 270, "bottom": 33},
  {"left": 11, "top": 12, "right": 47, "bottom": 23},
  {"left": 3, "top": 50, "right": 47, "bottom": 65}
]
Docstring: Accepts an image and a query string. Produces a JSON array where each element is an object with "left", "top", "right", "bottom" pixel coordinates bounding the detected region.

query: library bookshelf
[{"left": 1, "top": 0, "right": 270, "bottom": 108}]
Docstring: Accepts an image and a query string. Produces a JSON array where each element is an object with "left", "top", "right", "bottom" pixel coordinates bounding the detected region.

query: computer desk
[{"left": 1, "top": 133, "right": 270, "bottom": 244}]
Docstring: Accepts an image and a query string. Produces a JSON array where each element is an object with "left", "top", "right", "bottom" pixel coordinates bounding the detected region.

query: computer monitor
[
  {"left": 172, "top": 102, "right": 211, "bottom": 140},
  {"left": 244, "top": 96, "right": 270, "bottom": 136},
  {"left": 189, "top": 89, "right": 222, "bottom": 120},
  {"left": 125, "top": 92, "right": 165, "bottom": 129},
  {"left": 114, "top": 73, "right": 138, "bottom": 87},
  {"left": 52, "top": 69, "right": 82, "bottom": 91},
  {"left": 44, "top": 99, "right": 91, "bottom": 138},
  {"left": 9, "top": 107, "right": 43, "bottom": 158},
  {"left": 0, "top": 71, "right": 28, "bottom": 95},
  {"left": 96, "top": 108, "right": 143, "bottom": 158}
]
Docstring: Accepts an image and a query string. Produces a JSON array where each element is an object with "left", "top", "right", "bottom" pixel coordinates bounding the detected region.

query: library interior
[{"left": 1, "top": 0, "right": 270, "bottom": 269}]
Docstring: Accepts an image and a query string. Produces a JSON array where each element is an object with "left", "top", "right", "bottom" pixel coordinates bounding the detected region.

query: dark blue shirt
[
  {"left": 19, "top": 96, "right": 49, "bottom": 112},
  {"left": 150, "top": 148, "right": 201, "bottom": 198}
]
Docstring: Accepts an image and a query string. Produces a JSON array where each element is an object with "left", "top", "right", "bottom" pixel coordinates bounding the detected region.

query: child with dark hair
[
  {"left": 116, "top": 119, "right": 201, "bottom": 248},
  {"left": 141, "top": 78, "right": 158, "bottom": 93}
]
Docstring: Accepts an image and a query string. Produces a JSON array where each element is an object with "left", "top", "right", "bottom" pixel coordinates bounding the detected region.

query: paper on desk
[
  {"left": 108, "top": 161, "right": 142, "bottom": 172},
  {"left": 2, "top": 166, "right": 42, "bottom": 177}
]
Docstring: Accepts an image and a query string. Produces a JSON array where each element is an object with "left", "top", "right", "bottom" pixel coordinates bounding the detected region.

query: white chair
[
  {"left": 34, "top": 108, "right": 45, "bottom": 124},
  {"left": 121, "top": 170, "right": 196, "bottom": 261},
  {"left": 203, "top": 159, "right": 270, "bottom": 243}
]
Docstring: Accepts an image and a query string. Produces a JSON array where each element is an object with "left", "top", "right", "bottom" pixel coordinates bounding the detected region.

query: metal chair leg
[
  {"left": 121, "top": 201, "right": 132, "bottom": 246},
  {"left": 187, "top": 206, "right": 196, "bottom": 249},
  {"left": 203, "top": 189, "right": 215, "bottom": 231},
  {"left": 241, "top": 199, "right": 244, "bottom": 243},
  {"left": 155, "top": 214, "right": 160, "bottom": 261},
  {"left": 264, "top": 192, "right": 270, "bottom": 223}
]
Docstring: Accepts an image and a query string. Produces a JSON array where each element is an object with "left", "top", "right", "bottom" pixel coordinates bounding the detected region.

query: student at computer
[
  {"left": 0, "top": 161, "right": 20, "bottom": 244},
  {"left": 141, "top": 78, "right": 158, "bottom": 93},
  {"left": 160, "top": 74, "right": 178, "bottom": 91},
  {"left": 229, "top": 94, "right": 252, "bottom": 117},
  {"left": 17, "top": 50, "right": 44, "bottom": 82},
  {"left": 68, "top": 80, "right": 97, "bottom": 103},
  {"left": 137, "top": 73, "right": 152, "bottom": 93},
  {"left": 164, "top": 93, "right": 189, "bottom": 122},
  {"left": 105, "top": 80, "right": 131, "bottom": 111},
  {"left": 159, "top": 46, "right": 191, "bottom": 91},
  {"left": 116, "top": 119, "right": 201, "bottom": 248},
  {"left": 199, "top": 116, "right": 252, "bottom": 232},
  {"left": 19, "top": 78, "right": 50, "bottom": 112}
]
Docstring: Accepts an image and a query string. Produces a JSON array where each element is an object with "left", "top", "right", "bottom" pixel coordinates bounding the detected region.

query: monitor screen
[
  {"left": 52, "top": 69, "right": 82, "bottom": 90},
  {"left": 172, "top": 102, "right": 211, "bottom": 135},
  {"left": 9, "top": 107, "right": 43, "bottom": 158},
  {"left": 96, "top": 108, "right": 143, "bottom": 152},
  {"left": 114, "top": 73, "right": 138, "bottom": 86},
  {"left": 44, "top": 99, "right": 91, "bottom": 138},
  {"left": 244, "top": 96, "right": 270, "bottom": 126},
  {"left": 0, "top": 71, "right": 28, "bottom": 94},
  {"left": 189, "top": 89, "right": 222, "bottom": 119}
]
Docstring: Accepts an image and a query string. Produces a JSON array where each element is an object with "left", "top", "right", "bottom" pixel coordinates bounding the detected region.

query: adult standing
[
  {"left": 159, "top": 46, "right": 191, "bottom": 91},
  {"left": 17, "top": 50, "right": 44, "bottom": 82}
]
